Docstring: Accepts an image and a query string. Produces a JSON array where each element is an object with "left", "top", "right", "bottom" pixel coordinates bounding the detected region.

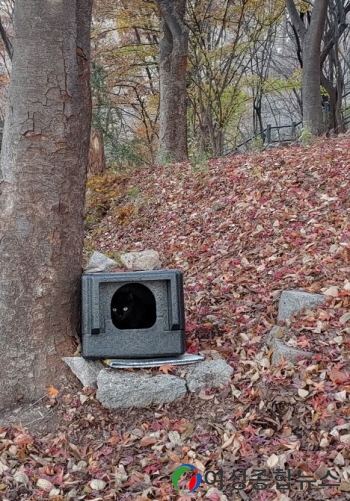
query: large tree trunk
[
  {"left": 155, "top": 0, "right": 188, "bottom": 164},
  {"left": 286, "top": 0, "right": 329, "bottom": 137},
  {"left": 301, "top": 0, "right": 328, "bottom": 136},
  {"left": 0, "top": 0, "right": 92, "bottom": 410}
]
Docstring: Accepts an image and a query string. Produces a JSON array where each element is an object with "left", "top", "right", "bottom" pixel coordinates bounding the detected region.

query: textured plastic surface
[{"left": 82, "top": 270, "right": 186, "bottom": 359}]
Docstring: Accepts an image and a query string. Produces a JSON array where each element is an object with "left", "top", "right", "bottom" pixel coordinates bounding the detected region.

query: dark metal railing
[{"left": 224, "top": 120, "right": 302, "bottom": 156}]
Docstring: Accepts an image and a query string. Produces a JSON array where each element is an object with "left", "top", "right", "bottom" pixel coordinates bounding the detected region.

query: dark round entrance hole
[{"left": 111, "top": 283, "right": 156, "bottom": 330}]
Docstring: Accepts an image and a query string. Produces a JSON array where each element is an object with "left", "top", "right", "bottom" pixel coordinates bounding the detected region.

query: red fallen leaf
[
  {"left": 329, "top": 368, "right": 349, "bottom": 384},
  {"left": 13, "top": 433, "right": 34, "bottom": 446},
  {"left": 38, "top": 463, "right": 65, "bottom": 485},
  {"left": 312, "top": 380, "right": 326, "bottom": 392},
  {"left": 186, "top": 344, "right": 200, "bottom": 354},
  {"left": 41, "top": 464, "right": 56, "bottom": 476},
  {"left": 296, "top": 336, "right": 311, "bottom": 349},
  {"left": 93, "top": 445, "right": 114, "bottom": 458},
  {"left": 144, "top": 463, "right": 162, "bottom": 474},
  {"left": 318, "top": 310, "right": 331, "bottom": 321},
  {"left": 206, "top": 492, "right": 221, "bottom": 501},
  {"left": 185, "top": 322, "right": 198, "bottom": 332},
  {"left": 171, "top": 418, "right": 189, "bottom": 433},
  {"left": 79, "top": 136, "right": 350, "bottom": 493}
]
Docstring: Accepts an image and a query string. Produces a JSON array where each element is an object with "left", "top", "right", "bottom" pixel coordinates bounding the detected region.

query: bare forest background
[{"left": 0, "top": 0, "right": 350, "bottom": 163}]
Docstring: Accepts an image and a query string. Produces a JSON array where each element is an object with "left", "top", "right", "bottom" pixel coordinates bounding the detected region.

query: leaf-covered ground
[{"left": 2, "top": 137, "right": 350, "bottom": 501}]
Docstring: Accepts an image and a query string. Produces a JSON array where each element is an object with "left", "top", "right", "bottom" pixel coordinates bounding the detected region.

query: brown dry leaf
[
  {"left": 166, "top": 450, "right": 182, "bottom": 463},
  {"left": 37, "top": 478, "right": 54, "bottom": 491},
  {"left": 340, "top": 481, "right": 350, "bottom": 491},
  {"left": 339, "top": 312, "right": 350, "bottom": 324},
  {"left": 221, "top": 434, "right": 235, "bottom": 449},
  {"left": 266, "top": 453, "right": 279, "bottom": 468},
  {"left": 90, "top": 478, "right": 107, "bottom": 490},
  {"left": 46, "top": 386, "right": 59, "bottom": 398},
  {"left": 329, "top": 368, "right": 349, "bottom": 383},
  {"left": 158, "top": 364, "right": 175, "bottom": 374},
  {"left": 323, "top": 286, "right": 339, "bottom": 297},
  {"left": 107, "top": 436, "right": 118, "bottom": 445},
  {"left": 139, "top": 436, "right": 157, "bottom": 447},
  {"left": 198, "top": 389, "right": 215, "bottom": 400}
]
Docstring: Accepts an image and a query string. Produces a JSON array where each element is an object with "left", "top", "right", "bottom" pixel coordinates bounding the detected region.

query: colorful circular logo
[{"left": 172, "top": 463, "right": 202, "bottom": 493}]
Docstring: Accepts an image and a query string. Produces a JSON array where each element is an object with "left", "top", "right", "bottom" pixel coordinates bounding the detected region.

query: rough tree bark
[
  {"left": 319, "top": 0, "right": 350, "bottom": 133},
  {"left": 0, "top": 0, "right": 92, "bottom": 410},
  {"left": 154, "top": 0, "right": 188, "bottom": 164},
  {"left": 286, "top": 0, "right": 329, "bottom": 136},
  {"left": 88, "top": 129, "right": 106, "bottom": 176}
]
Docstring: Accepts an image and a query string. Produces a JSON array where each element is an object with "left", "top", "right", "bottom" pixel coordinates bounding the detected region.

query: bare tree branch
[
  {"left": 0, "top": 16, "right": 12, "bottom": 59},
  {"left": 153, "top": 0, "right": 187, "bottom": 39},
  {"left": 285, "top": 0, "right": 307, "bottom": 41}
]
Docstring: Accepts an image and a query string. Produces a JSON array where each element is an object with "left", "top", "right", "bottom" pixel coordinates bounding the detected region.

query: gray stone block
[
  {"left": 84, "top": 251, "right": 117, "bottom": 273},
  {"left": 270, "top": 340, "right": 313, "bottom": 365},
  {"left": 184, "top": 360, "right": 233, "bottom": 393},
  {"left": 82, "top": 270, "right": 185, "bottom": 359},
  {"left": 267, "top": 290, "right": 325, "bottom": 365},
  {"left": 277, "top": 290, "right": 326, "bottom": 321},
  {"left": 96, "top": 369, "right": 187, "bottom": 408},
  {"left": 63, "top": 357, "right": 104, "bottom": 387},
  {"left": 121, "top": 250, "right": 161, "bottom": 270}
]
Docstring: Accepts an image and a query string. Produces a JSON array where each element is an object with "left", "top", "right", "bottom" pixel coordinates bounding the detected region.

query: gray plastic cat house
[{"left": 82, "top": 270, "right": 186, "bottom": 359}]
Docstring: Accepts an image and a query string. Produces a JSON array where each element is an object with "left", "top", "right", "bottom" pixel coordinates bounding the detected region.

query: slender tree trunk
[
  {"left": 155, "top": 0, "right": 188, "bottom": 164},
  {"left": 321, "top": 46, "right": 346, "bottom": 133},
  {"left": 0, "top": 0, "right": 92, "bottom": 410},
  {"left": 253, "top": 95, "right": 265, "bottom": 142}
]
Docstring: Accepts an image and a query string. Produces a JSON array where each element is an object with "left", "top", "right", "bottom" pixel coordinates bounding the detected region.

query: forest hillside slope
[{"left": 1, "top": 138, "right": 350, "bottom": 501}]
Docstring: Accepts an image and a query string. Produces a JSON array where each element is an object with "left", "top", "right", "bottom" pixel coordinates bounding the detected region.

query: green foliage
[
  {"left": 321, "top": 86, "right": 330, "bottom": 98},
  {"left": 186, "top": 0, "right": 285, "bottom": 156},
  {"left": 189, "top": 148, "right": 209, "bottom": 172},
  {"left": 85, "top": 172, "right": 142, "bottom": 233},
  {"left": 156, "top": 147, "right": 175, "bottom": 166},
  {"left": 91, "top": 0, "right": 159, "bottom": 166},
  {"left": 85, "top": 174, "right": 122, "bottom": 228},
  {"left": 251, "top": 136, "right": 264, "bottom": 151},
  {"left": 262, "top": 70, "right": 302, "bottom": 94},
  {"left": 297, "top": 0, "right": 312, "bottom": 13},
  {"left": 104, "top": 251, "right": 124, "bottom": 266},
  {"left": 127, "top": 186, "right": 140, "bottom": 198},
  {"left": 106, "top": 139, "right": 147, "bottom": 171},
  {"left": 91, "top": 62, "right": 149, "bottom": 170},
  {"left": 299, "top": 126, "right": 313, "bottom": 145}
]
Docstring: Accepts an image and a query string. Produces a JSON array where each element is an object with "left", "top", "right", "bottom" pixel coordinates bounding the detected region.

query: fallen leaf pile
[
  {"left": 279, "top": 292, "right": 350, "bottom": 359},
  {"left": 2, "top": 137, "right": 350, "bottom": 500}
]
